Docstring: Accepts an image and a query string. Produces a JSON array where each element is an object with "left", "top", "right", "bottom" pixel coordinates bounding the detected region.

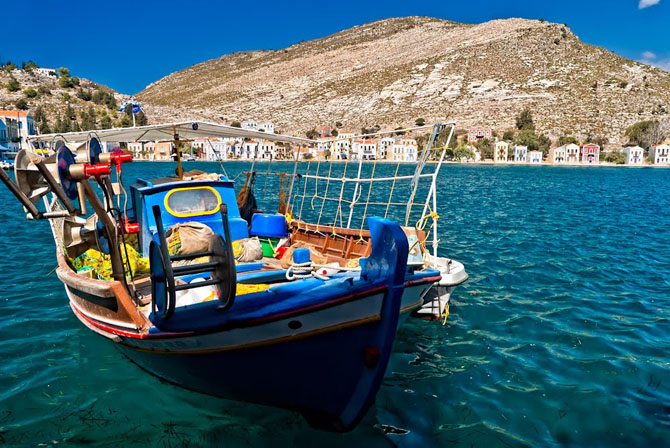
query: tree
[
  {"left": 25, "top": 60, "right": 38, "bottom": 71},
  {"left": 515, "top": 107, "right": 535, "bottom": 131},
  {"left": 502, "top": 130, "right": 515, "bottom": 141},
  {"left": 305, "top": 129, "right": 317, "bottom": 139},
  {"left": 475, "top": 138, "right": 493, "bottom": 159},
  {"left": 558, "top": 136, "right": 578, "bottom": 146},
  {"left": 415, "top": 118, "right": 425, "bottom": 126},
  {"left": 38, "top": 116, "right": 51, "bottom": 134},
  {"left": 230, "top": 121, "right": 241, "bottom": 128},
  {"left": 33, "top": 104, "right": 46, "bottom": 122},
  {"left": 331, "top": 129, "right": 338, "bottom": 137},
  {"left": 38, "top": 86, "right": 51, "bottom": 96},
  {"left": 81, "top": 106, "right": 97, "bottom": 130},
  {"left": 135, "top": 110, "right": 148, "bottom": 126},
  {"left": 604, "top": 150, "right": 625, "bottom": 164},
  {"left": 453, "top": 146, "right": 475, "bottom": 161},
  {"left": 24, "top": 88, "right": 38, "bottom": 98},
  {"left": 6, "top": 77, "right": 20, "bottom": 92},
  {"left": 537, "top": 133, "right": 552, "bottom": 156},
  {"left": 4, "top": 62, "right": 17, "bottom": 71},
  {"left": 58, "top": 67, "right": 75, "bottom": 88},
  {"left": 627, "top": 119, "right": 670, "bottom": 148},
  {"left": 65, "top": 104, "right": 76, "bottom": 121},
  {"left": 515, "top": 129, "right": 540, "bottom": 151},
  {"left": 394, "top": 126, "right": 405, "bottom": 136},
  {"left": 100, "top": 114, "right": 112, "bottom": 129},
  {"left": 120, "top": 114, "right": 132, "bottom": 127},
  {"left": 76, "top": 88, "right": 92, "bottom": 101},
  {"left": 14, "top": 98, "right": 28, "bottom": 110},
  {"left": 335, "top": 121, "right": 342, "bottom": 128},
  {"left": 625, "top": 120, "right": 656, "bottom": 147},
  {"left": 303, "top": 153, "right": 313, "bottom": 160},
  {"left": 324, "top": 149, "right": 331, "bottom": 159}
]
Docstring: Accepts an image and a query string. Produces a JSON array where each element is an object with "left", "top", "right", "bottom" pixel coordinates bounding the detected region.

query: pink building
[
  {"left": 580, "top": 143, "right": 600, "bottom": 164},
  {"left": 468, "top": 128, "right": 491, "bottom": 144},
  {"left": 315, "top": 126, "right": 331, "bottom": 137}
]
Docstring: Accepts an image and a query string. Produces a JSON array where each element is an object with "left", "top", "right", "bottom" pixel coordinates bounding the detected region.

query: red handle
[{"left": 84, "top": 163, "right": 111, "bottom": 177}]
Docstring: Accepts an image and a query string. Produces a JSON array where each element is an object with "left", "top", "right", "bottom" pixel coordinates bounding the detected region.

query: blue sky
[{"left": 2, "top": 0, "right": 668, "bottom": 94}]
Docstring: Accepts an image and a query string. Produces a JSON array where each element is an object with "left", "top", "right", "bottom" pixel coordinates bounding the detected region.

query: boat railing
[{"left": 236, "top": 122, "right": 455, "bottom": 262}]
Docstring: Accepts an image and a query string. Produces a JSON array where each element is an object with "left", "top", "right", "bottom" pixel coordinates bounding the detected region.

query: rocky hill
[
  {"left": 138, "top": 16, "right": 670, "bottom": 145},
  {"left": 0, "top": 65, "right": 130, "bottom": 133}
]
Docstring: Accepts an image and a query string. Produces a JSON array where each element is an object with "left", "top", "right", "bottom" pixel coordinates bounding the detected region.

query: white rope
[{"left": 285, "top": 261, "right": 330, "bottom": 281}]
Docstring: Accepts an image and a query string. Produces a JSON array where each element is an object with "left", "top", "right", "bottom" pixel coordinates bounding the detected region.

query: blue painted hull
[{"left": 118, "top": 309, "right": 391, "bottom": 430}]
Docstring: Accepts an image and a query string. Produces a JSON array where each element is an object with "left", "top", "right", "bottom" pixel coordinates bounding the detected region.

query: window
[{"left": 165, "top": 187, "right": 222, "bottom": 217}]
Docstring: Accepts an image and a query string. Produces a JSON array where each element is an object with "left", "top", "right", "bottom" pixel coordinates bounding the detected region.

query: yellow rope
[{"left": 442, "top": 304, "right": 450, "bottom": 325}]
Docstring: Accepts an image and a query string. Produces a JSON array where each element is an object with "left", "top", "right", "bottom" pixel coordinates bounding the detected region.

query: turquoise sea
[{"left": 0, "top": 162, "right": 669, "bottom": 447}]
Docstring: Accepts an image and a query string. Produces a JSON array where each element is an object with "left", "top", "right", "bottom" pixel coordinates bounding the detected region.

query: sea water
[{"left": 0, "top": 162, "right": 668, "bottom": 447}]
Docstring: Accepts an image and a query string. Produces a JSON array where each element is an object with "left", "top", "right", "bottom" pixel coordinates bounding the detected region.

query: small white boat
[{"left": 413, "top": 255, "right": 468, "bottom": 320}]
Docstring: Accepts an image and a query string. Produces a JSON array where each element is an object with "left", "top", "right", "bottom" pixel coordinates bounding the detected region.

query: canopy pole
[{"left": 173, "top": 125, "right": 184, "bottom": 179}]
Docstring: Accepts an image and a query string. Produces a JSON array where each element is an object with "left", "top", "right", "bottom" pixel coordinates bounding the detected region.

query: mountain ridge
[{"left": 137, "top": 16, "right": 670, "bottom": 145}]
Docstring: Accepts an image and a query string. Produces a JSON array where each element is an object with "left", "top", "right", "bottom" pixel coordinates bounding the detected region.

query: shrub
[
  {"left": 14, "top": 98, "right": 28, "bottom": 110},
  {"left": 6, "top": 77, "right": 20, "bottom": 92},
  {"left": 24, "top": 88, "right": 38, "bottom": 98}
]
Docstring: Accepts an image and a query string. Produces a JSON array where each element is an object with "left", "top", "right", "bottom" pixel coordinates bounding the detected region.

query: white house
[
  {"left": 494, "top": 141, "right": 509, "bottom": 163},
  {"left": 513, "top": 145, "right": 528, "bottom": 162},
  {"left": 34, "top": 67, "right": 56, "bottom": 77},
  {"left": 258, "top": 140, "right": 276, "bottom": 159},
  {"left": 402, "top": 138, "right": 418, "bottom": 162},
  {"left": 378, "top": 137, "right": 395, "bottom": 160},
  {"left": 258, "top": 122, "right": 274, "bottom": 133},
  {"left": 241, "top": 120, "right": 258, "bottom": 131},
  {"left": 548, "top": 146, "right": 566, "bottom": 163},
  {"left": 335, "top": 132, "right": 355, "bottom": 159},
  {"left": 0, "top": 119, "right": 9, "bottom": 154},
  {"left": 0, "top": 110, "right": 36, "bottom": 151},
  {"left": 623, "top": 146, "right": 644, "bottom": 165},
  {"left": 391, "top": 138, "right": 417, "bottom": 162},
  {"left": 565, "top": 143, "right": 580, "bottom": 163},
  {"left": 317, "top": 137, "right": 335, "bottom": 159},
  {"left": 650, "top": 144, "right": 670, "bottom": 165},
  {"left": 352, "top": 139, "right": 377, "bottom": 160},
  {"left": 242, "top": 141, "right": 259, "bottom": 159},
  {"left": 528, "top": 151, "right": 543, "bottom": 164}
]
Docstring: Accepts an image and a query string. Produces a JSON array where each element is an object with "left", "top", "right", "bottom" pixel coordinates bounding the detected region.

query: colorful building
[
  {"left": 154, "top": 142, "right": 172, "bottom": 161},
  {"left": 468, "top": 128, "right": 491, "bottom": 144},
  {"left": 580, "top": 143, "right": 600, "bottom": 164},
  {"left": 513, "top": 145, "right": 528, "bottom": 162},
  {"left": 315, "top": 126, "right": 331, "bottom": 137},
  {"left": 494, "top": 141, "right": 509, "bottom": 163}
]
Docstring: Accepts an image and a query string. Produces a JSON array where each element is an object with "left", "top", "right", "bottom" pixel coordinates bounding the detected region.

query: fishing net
[{"left": 236, "top": 172, "right": 258, "bottom": 224}]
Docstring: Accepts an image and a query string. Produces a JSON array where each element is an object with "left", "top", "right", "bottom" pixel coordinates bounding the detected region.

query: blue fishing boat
[{"left": 0, "top": 122, "right": 452, "bottom": 431}]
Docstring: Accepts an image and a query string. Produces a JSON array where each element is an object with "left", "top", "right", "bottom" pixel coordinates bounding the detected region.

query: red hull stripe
[{"left": 70, "top": 277, "right": 439, "bottom": 340}]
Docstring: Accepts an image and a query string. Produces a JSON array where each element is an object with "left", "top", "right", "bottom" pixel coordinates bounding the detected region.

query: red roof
[{"left": 0, "top": 110, "right": 30, "bottom": 117}]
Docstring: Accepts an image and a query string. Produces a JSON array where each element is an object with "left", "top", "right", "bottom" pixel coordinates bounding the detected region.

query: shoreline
[{"left": 133, "top": 159, "right": 670, "bottom": 168}]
